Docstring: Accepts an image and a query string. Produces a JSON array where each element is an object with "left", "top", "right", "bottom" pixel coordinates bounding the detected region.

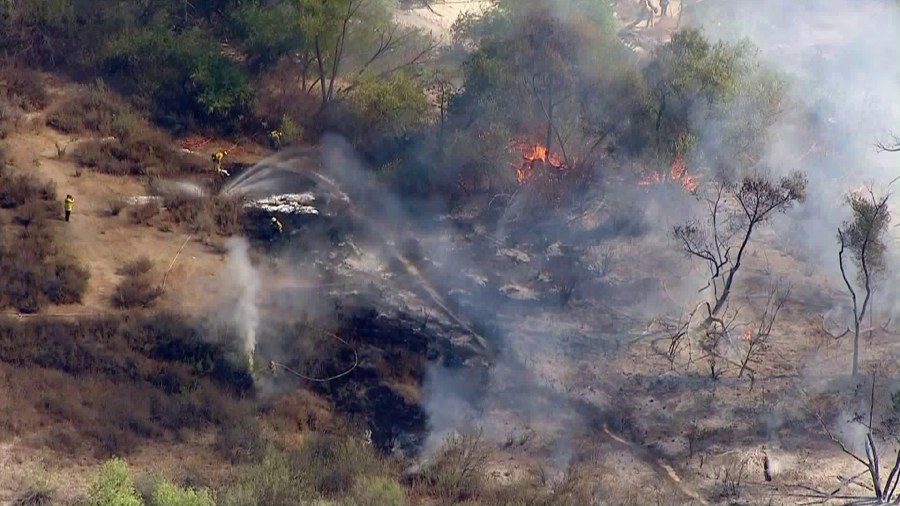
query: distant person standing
[
  {"left": 64, "top": 194, "right": 74, "bottom": 222},
  {"left": 268, "top": 129, "right": 283, "bottom": 151},
  {"left": 642, "top": 0, "right": 657, "bottom": 27},
  {"left": 660, "top": 0, "right": 669, "bottom": 16}
]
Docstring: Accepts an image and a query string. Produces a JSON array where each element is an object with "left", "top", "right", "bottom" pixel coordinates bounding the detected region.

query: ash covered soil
[{"left": 226, "top": 140, "right": 877, "bottom": 505}]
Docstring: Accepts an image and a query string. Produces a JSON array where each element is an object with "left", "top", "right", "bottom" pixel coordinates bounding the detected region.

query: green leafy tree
[
  {"left": 837, "top": 188, "right": 891, "bottom": 376},
  {"left": 644, "top": 29, "right": 786, "bottom": 176},
  {"left": 149, "top": 480, "right": 215, "bottom": 506},
  {"left": 228, "top": 2, "right": 305, "bottom": 72},
  {"left": 344, "top": 71, "right": 429, "bottom": 147},
  {"left": 88, "top": 458, "right": 143, "bottom": 506},
  {"left": 296, "top": 0, "right": 435, "bottom": 107},
  {"left": 191, "top": 53, "right": 253, "bottom": 121}
]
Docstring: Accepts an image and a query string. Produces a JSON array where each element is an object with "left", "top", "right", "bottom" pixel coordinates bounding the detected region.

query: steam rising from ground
[{"left": 224, "top": 238, "right": 260, "bottom": 367}]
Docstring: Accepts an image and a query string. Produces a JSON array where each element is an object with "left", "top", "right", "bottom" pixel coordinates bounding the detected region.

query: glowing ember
[
  {"left": 638, "top": 152, "right": 699, "bottom": 192},
  {"left": 511, "top": 141, "right": 566, "bottom": 183}
]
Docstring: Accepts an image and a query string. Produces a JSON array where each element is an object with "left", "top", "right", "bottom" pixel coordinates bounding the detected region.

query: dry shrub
[
  {"left": 254, "top": 59, "right": 320, "bottom": 137},
  {"left": 166, "top": 195, "right": 243, "bottom": 235},
  {"left": 421, "top": 431, "right": 489, "bottom": 501},
  {"left": 106, "top": 197, "right": 128, "bottom": 216},
  {"left": 0, "top": 99, "right": 24, "bottom": 139},
  {"left": 118, "top": 256, "right": 154, "bottom": 277},
  {"left": 215, "top": 414, "right": 267, "bottom": 464},
  {"left": 0, "top": 316, "right": 253, "bottom": 458},
  {"left": 0, "top": 170, "right": 88, "bottom": 312},
  {"left": 129, "top": 201, "right": 160, "bottom": 225},
  {"left": 11, "top": 479, "right": 54, "bottom": 506},
  {"left": 43, "top": 258, "right": 90, "bottom": 304},
  {"left": 0, "top": 164, "right": 56, "bottom": 208},
  {"left": 1, "top": 64, "right": 49, "bottom": 112},
  {"left": 111, "top": 273, "right": 162, "bottom": 308},
  {"left": 45, "top": 84, "right": 131, "bottom": 136},
  {"left": 265, "top": 389, "right": 336, "bottom": 434},
  {"left": 51, "top": 86, "right": 205, "bottom": 177},
  {"left": 292, "top": 434, "right": 388, "bottom": 495}
]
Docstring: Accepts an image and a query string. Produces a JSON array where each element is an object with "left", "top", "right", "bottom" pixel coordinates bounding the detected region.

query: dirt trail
[{"left": 3, "top": 110, "right": 225, "bottom": 315}]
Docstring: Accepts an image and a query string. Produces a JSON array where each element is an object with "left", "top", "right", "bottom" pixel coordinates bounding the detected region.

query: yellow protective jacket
[
  {"left": 64, "top": 196, "right": 74, "bottom": 212},
  {"left": 212, "top": 151, "right": 226, "bottom": 164}
]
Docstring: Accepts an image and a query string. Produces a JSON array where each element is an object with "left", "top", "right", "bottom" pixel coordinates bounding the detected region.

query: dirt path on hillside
[{"left": 3, "top": 114, "right": 226, "bottom": 315}]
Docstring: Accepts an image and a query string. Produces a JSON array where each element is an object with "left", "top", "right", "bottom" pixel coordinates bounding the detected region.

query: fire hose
[{"left": 254, "top": 330, "right": 359, "bottom": 383}]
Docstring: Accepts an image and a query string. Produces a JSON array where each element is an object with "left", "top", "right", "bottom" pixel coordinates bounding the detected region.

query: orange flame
[
  {"left": 742, "top": 329, "right": 753, "bottom": 341},
  {"left": 638, "top": 152, "right": 698, "bottom": 192},
  {"left": 511, "top": 141, "right": 566, "bottom": 183}
]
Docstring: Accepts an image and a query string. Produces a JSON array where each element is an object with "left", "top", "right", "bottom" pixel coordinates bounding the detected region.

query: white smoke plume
[{"left": 224, "top": 237, "right": 261, "bottom": 368}]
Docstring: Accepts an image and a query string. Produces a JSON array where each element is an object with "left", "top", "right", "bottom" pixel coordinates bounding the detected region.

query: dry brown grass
[
  {"left": 0, "top": 62, "right": 49, "bottom": 113},
  {"left": 48, "top": 85, "right": 207, "bottom": 177},
  {"left": 128, "top": 201, "right": 161, "bottom": 225},
  {"left": 0, "top": 162, "right": 89, "bottom": 312},
  {"left": 0, "top": 314, "right": 254, "bottom": 458},
  {"left": 165, "top": 195, "right": 243, "bottom": 236}
]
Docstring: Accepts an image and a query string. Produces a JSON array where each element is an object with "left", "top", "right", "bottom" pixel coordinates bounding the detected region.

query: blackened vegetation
[
  {"left": 268, "top": 301, "right": 488, "bottom": 455},
  {"left": 0, "top": 314, "right": 252, "bottom": 456}
]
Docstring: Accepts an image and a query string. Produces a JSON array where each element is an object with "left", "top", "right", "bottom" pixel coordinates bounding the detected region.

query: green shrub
[
  {"left": 350, "top": 476, "right": 407, "bottom": 506},
  {"left": 88, "top": 457, "right": 144, "bottom": 506},
  {"left": 220, "top": 446, "right": 303, "bottom": 506},
  {"left": 280, "top": 114, "right": 303, "bottom": 143},
  {"left": 149, "top": 480, "right": 214, "bottom": 506},
  {"left": 293, "top": 435, "right": 387, "bottom": 495}
]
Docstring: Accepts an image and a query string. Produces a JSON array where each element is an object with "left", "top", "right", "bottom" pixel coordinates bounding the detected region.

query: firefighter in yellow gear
[
  {"left": 268, "top": 129, "right": 283, "bottom": 150},
  {"left": 64, "top": 194, "right": 74, "bottom": 222},
  {"left": 211, "top": 150, "right": 229, "bottom": 177},
  {"left": 271, "top": 216, "right": 283, "bottom": 239}
]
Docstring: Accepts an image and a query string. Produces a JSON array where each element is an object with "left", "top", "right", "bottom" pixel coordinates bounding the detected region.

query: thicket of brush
[
  {"left": 0, "top": 155, "right": 89, "bottom": 313},
  {"left": 0, "top": 313, "right": 253, "bottom": 458}
]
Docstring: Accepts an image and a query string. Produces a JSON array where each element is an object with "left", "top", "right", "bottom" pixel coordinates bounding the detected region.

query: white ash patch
[
  {"left": 244, "top": 193, "right": 318, "bottom": 215},
  {"left": 499, "top": 284, "right": 538, "bottom": 300},
  {"left": 497, "top": 248, "right": 531, "bottom": 264},
  {"left": 127, "top": 196, "right": 163, "bottom": 206},
  {"left": 465, "top": 272, "right": 488, "bottom": 287},
  {"left": 546, "top": 241, "right": 566, "bottom": 257}
]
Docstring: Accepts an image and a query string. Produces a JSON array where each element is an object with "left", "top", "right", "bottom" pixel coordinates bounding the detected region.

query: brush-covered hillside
[{"left": 3, "top": 1, "right": 900, "bottom": 506}]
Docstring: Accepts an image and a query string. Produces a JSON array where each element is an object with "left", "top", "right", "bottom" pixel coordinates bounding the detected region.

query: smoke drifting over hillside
[{"left": 691, "top": 1, "right": 900, "bottom": 282}]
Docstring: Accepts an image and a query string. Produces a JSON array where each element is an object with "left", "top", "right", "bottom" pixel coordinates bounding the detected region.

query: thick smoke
[{"left": 689, "top": 0, "right": 900, "bottom": 313}]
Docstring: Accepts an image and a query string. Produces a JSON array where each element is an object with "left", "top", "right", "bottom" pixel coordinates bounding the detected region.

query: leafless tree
[
  {"left": 737, "top": 283, "right": 790, "bottom": 379},
  {"left": 816, "top": 375, "right": 900, "bottom": 503},
  {"left": 674, "top": 172, "right": 806, "bottom": 328},
  {"left": 836, "top": 187, "right": 890, "bottom": 377},
  {"left": 875, "top": 132, "right": 900, "bottom": 153}
]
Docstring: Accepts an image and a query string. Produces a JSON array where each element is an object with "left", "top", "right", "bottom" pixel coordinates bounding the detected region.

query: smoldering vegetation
[{"left": 5, "top": 0, "right": 900, "bottom": 504}]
